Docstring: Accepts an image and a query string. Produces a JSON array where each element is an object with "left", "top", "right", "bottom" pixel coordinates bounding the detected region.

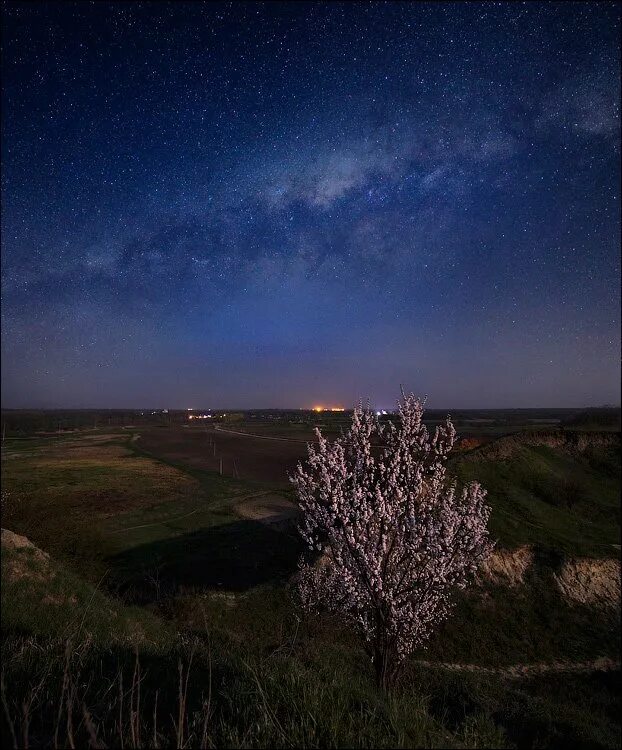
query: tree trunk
[{"left": 373, "top": 646, "right": 398, "bottom": 692}]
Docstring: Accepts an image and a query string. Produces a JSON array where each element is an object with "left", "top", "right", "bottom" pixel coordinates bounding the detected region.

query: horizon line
[{"left": 1, "top": 404, "right": 620, "bottom": 412}]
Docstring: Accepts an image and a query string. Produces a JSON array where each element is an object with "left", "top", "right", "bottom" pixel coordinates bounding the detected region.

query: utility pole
[
  {"left": 2, "top": 422, "right": 5, "bottom": 443},
  {"left": 219, "top": 457, "right": 223, "bottom": 475}
]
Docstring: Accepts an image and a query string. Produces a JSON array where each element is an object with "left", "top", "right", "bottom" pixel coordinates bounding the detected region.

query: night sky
[{"left": 1, "top": 1, "right": 620, "bottom": 409}]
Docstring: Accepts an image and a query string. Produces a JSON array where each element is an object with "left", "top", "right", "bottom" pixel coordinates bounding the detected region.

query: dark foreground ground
[{"left": 1, "top": 414, "right": 620, "bottom": 748}]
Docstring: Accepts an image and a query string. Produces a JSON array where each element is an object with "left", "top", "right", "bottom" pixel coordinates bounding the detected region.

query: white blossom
[{"left": 290, "top": 391, "right": 493, "bottom": 689}]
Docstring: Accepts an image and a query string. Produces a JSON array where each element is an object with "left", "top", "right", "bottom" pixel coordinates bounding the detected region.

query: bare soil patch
[
  {"left": 234, "top": 494, "right": 299, "bottom": 526},
  {"left": 1, "top": 528, "right": 52, "bottom": 583},
  {"left": 554, "top": 558, "right": 621, "bottom": 607},
  {"left": 1, "top": 528, "right": 49, "bottom": 560},
  {"left": 416, "top": 656, "right": 620, "bottom": 678},
  {"left": 478, "top": 546, "right": 535, "bottom": 587},
  {"left": 138, "top": 427, "right": 309, "bottom": 485},
  {"left": 477, "top": 545, "right": 620, "bottom": 607}
]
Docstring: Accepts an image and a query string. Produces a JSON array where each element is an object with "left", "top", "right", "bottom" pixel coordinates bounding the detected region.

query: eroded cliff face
[
  {"left": 478, "top": 544, "right": 620, "bottom": 607},
  {"left": 312, "top": 539, "right": 620, "bottom": 608},
  {"left": 458, "top": 430, "right": 620, "bottom": 462},
  {"left": 553, "top": 558, "right": 621, "bottom": 607},
  {"left": 477, "top": 545, "right": 535, "bottom": 587}
]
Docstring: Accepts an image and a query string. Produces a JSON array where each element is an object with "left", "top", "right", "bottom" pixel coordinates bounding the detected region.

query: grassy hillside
[
  {"left": 453, "top": 432, "right": 620, "bottom": 558},
  {"left": 3, "top": 533, "right": 619, "bottom": 749},
  {"left": 1, "top": 529, "right": 173, "bottom": 648},
  {"left": 1, "top": 429, "right": 620, "bottom": 748}
]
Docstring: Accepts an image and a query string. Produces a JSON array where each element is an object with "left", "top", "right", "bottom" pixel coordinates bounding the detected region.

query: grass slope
[
  {"left": 1, "top": 429, "right": 620, "bottom": 748},
  {"left": 453, "top": 434, "right": 621, "bottom": 558},
  {"left": 1, "top": 532, "right": 173, "bottom": 649}
]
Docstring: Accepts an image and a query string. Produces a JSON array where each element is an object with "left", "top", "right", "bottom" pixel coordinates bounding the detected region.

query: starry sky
[{"left": 1, "top": 1, "right": 620, "bottom": 409}]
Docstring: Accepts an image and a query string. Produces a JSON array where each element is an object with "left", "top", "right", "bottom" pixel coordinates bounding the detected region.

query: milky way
[{"left": 1, "top": 1, "right": 620, "bottom": 408}]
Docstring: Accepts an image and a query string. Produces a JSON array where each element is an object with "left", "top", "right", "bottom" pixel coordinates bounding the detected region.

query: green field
[{"left": 1, "top": 425, "right": 620, "bottom": 748}]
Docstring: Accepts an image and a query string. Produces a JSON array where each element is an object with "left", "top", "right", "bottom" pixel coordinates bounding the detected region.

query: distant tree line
[{"left": 561, "top": 407, "right": 621, "bottom": 429}]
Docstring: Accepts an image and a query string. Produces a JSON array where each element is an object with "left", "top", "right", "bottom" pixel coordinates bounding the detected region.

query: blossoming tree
[{"left": 290, "top": 391, "right": 493, "bottom": 690}]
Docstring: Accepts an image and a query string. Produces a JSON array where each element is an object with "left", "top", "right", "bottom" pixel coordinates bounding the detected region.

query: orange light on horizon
[{"left": 311, "top": 406, "right": 345, "bottom": 412}]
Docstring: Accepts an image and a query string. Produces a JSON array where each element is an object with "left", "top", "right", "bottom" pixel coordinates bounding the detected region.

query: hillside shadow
[{"left": 106, "top": 520, "right": 303, "bottom": 600}]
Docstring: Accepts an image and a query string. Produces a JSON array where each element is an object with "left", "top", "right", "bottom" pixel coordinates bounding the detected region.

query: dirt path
[
  {"left": 109, "top": 491, "right": 274, "bottom": 534},
  {"left": 234, "top": 495, "right": 298, "bottom": 525},
  {"left": 214, "top": 426, "right": 385, "bottom": 449},
  {"left": 1, "top": 451, "right": 40, "bottom": 460},
  {"left": 415, "top": 656, "right": 619, "bottom": 678},
  {"left": 214, "top": 426, "right": 312, "bottom": 444}
]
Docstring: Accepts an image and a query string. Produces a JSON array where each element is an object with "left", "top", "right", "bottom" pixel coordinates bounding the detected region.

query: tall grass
[{"left": 3, "top": 631, "right": 618, "bottom": 749}]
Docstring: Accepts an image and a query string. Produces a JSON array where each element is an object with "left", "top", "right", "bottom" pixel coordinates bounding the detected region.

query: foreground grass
[
  {"left": 0, "top": 545, "right": 461, "bottom": 748},
  {"left": 1, "top": 429, "right": 620, "bottom": 747},
  {"left": 2, "top": 528, "right": 619, "bottom": 748},
  {"left": 2, "top": 588, "right": 618, "bottom": 748},
  {"left": 0, "top": 633, "right": 469, "bottom": 749}
]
